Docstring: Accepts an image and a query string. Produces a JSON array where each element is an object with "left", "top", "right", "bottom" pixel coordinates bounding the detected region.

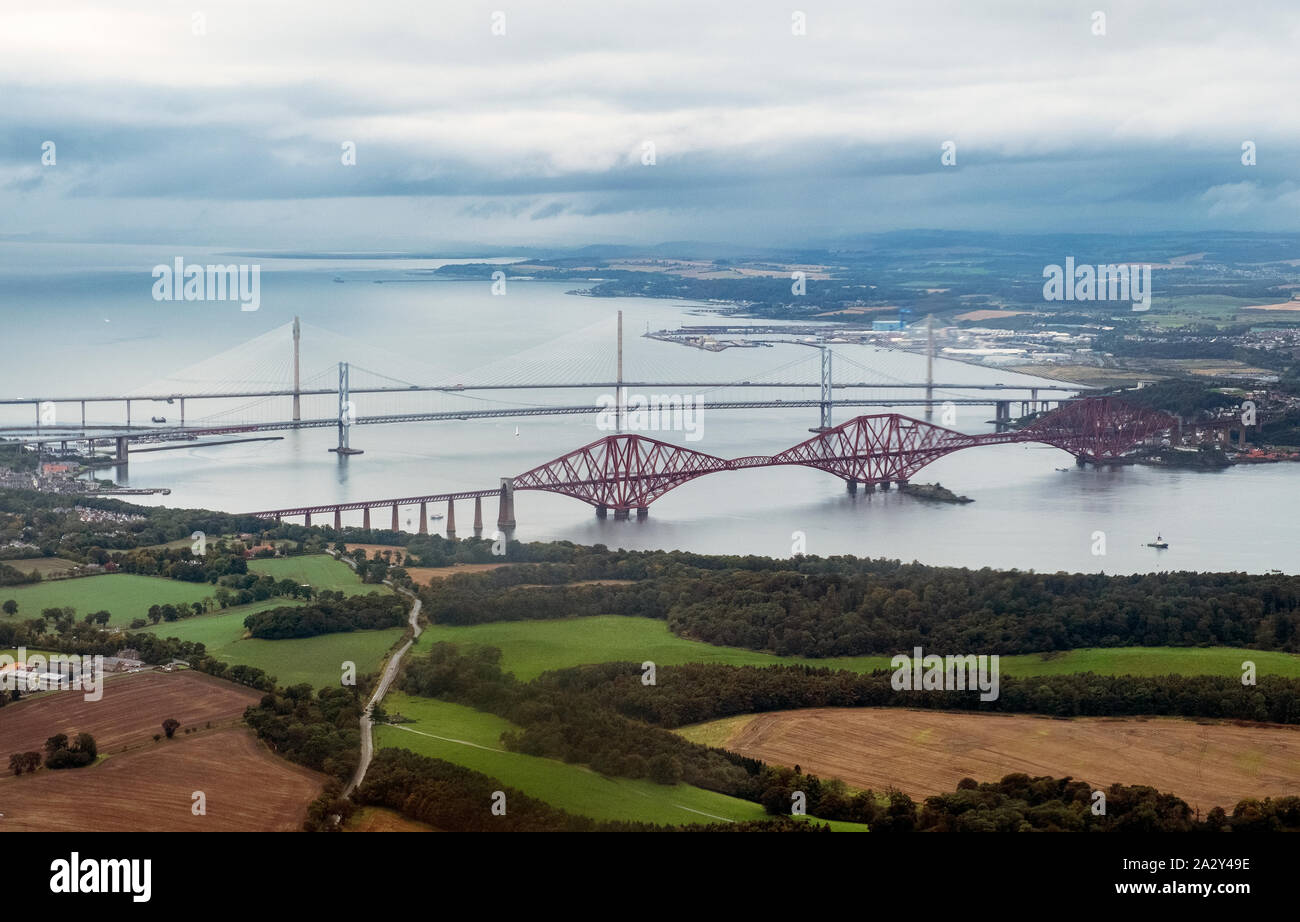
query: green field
[
  {"left": 249, "top": 555, "right": 376, "bottom": 596},
  {"left": 674, "top": 713, "right": 760, "bottom": 749},
  {"left": 0, "top": 574, "right": 213, "bottom": 627},
  {"left": 0, "top": 554, "right": 396, "bottom": 688},
  {"left": 1140, "top": 294, "right": 1273, "bottom": 329},
  {"left": 376, "top": 692, "right": 865, "bottom": 830},
  {"left": 144, "top": 602, "right": 403, "bottom": 689},
  {"left": 420, "top": 615, "right": 1300, "bottom": 681}
]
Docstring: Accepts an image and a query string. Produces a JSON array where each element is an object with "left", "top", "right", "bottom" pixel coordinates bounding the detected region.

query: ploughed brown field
[
  {"left": 1242, "top": 301, "right": 1300, "bottom": 311},
  {"left": 0, "top": 670, "right": 325, "bottom": 831},
  {"left": 717, "top": 708, "right": 1300, "bottom": 810},
  {"left": 0, "top": 670, "right": 259, "bottom": 767},
  {"left": 403, "top": 563, "right": 512, "bottom": 586},
  {"left": 0, "top": 729, "right": 324, "bottom": 831}
]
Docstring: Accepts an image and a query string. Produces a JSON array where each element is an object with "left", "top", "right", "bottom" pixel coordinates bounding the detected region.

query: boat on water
[
  {"left": 1055, "top": 467, "right": 1070, "bottom": 472},
  {"left": 1146, "top": 534, "right": 1169, "bottom": 549}
]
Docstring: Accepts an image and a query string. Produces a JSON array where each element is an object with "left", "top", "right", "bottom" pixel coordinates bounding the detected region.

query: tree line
[
  {"left": 420, "top": 552, "right": 1300, "bottom": 656},
  {"left": 241, "top": 592, "right": 406, "bottom": 639},
  {"left": 243, "top": 684, "right": 365, "bottom": 781}
]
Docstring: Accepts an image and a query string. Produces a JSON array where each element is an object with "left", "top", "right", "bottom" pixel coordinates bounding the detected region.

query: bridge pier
[
  {"left": 613, "top": 508, "right": 630, "bottom": 520},
  {"left": 881, "top": 480, "right": 891, "bottom": 491},
  {"left": 446, "top": 500, "right": 456, "bottom": 539},
  {"left": 497, "top": 478, "right": 516, "bottom": 530},
  {"left": 418, "top": 501, "right": 428, "bottom": 535},
  {"left": 596, "top": 504, "right": 608, "bottom": 519},
  {"left": 363, "top": 507, "right": 370, "bottom": 530},
  {"left": 304, "top": 511, "right": 312, "bottom": 527},
  {"left": 391, "top": 504, "right": 399, "bottom": 532},
  {"left": 115, "top": 436, "right": 128, "bottom": 465},
  {"left": 334, "top": 508, "right": 341, "bottom": 531},
  {"left": 995, "top": 400, "right": 1011, "bottom": 432},
  {"left": 636, "top": 506, "right": 648, "bottom": 520},
  {"left": 846, "top": 478, "right": 858, "bottom": 495},
  {"left": 473, "top": 497, "right": 483, "bottom": 536}
]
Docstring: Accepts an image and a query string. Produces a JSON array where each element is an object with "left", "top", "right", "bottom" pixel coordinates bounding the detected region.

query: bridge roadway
[
  {"left": 0, "top": 380, "right": 1084, "bottom": 406},
  {"left": 0, "top": 395, "right": 1073, "bottom": 442}
]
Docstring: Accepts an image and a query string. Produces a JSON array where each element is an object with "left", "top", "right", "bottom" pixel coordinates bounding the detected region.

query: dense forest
[
  {"left": 242, "top": 592, "right": 407, "bottom": 639},
  {"left": 243, "top": 684, "right": 365, "bottom": 780},
  {"left": 419, "top": 550, "right": 1300, "bottom": 656},
  {"left": 913, "top": 774, "right": 1300, "bottom": 832}
]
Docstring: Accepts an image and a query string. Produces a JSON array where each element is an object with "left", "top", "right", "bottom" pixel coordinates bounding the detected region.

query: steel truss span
[
  {"left": 249, "top": 397, "right": 1174, "bottom": 519},
  {"left": 507, "top": 396, "right": 1176, "bottom": 512}
]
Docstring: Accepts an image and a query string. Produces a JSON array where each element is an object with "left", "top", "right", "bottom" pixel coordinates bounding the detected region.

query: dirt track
[{"left": 722, "top": 708, "right": 1300, "bottom": 810}]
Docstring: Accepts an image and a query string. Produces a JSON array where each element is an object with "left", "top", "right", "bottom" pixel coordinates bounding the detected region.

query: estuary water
[{"left": 0, "top": 243, "right": 1294, "bottom": 576}]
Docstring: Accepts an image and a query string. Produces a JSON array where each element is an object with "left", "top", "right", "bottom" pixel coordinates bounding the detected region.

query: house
[{"left": 101, "top": 656, "right": 145, "bottom": 673}]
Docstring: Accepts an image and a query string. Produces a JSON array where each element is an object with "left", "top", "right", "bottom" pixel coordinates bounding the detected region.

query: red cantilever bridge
[{"left": 249, "top": 396, "right": 1176, "bottom": 530}]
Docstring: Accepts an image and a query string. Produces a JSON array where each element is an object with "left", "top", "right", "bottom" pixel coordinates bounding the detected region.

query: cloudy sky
[{"left": 2, "top": 0, "right": 1298, "bottom": 250}]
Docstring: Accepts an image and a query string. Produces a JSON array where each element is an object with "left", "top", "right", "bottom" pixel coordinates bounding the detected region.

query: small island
[
  {"left": 1133, "top": 446, "right": 1233, "bottom": 470},
  {"left": 899, "top": 482, "right": 973, "bottom": 504}
]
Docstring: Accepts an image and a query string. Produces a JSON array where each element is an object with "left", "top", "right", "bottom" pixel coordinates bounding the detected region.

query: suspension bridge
[
  {"left": 247, "top": 396, "right": 1178, "bottom": 531},
  {"left": 0, "top": 315, "right": 1085, "bottom": 464}
]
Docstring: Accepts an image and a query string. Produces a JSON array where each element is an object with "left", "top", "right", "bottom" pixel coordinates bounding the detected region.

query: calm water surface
[{"left": 1, "top": 244, "right": 1293, "bottom": 575}]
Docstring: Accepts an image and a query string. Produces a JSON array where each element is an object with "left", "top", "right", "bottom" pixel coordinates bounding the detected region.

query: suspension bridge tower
[
  {"left": 292, "top": 316, "right": 301, "bottom": 422},
  {"left": 809, "top": 345, "right": 833, "bottom": 433},
  {"left": 329, "top": 361, "right": 363, "bottom": 455}
]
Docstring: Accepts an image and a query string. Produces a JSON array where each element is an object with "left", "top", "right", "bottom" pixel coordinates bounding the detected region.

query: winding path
[{"left": 343, "top": 585, "right": 422, "bottom": 798}]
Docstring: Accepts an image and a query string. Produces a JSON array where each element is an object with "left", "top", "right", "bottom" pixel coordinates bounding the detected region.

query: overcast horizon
[{"left": 3, "top": 1, "right": 1298, "bottom": 252}]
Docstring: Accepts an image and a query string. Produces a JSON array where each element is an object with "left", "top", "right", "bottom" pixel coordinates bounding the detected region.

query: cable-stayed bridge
[{"left": 0, "top": 316, "right": 1086, "bottom": 462}]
